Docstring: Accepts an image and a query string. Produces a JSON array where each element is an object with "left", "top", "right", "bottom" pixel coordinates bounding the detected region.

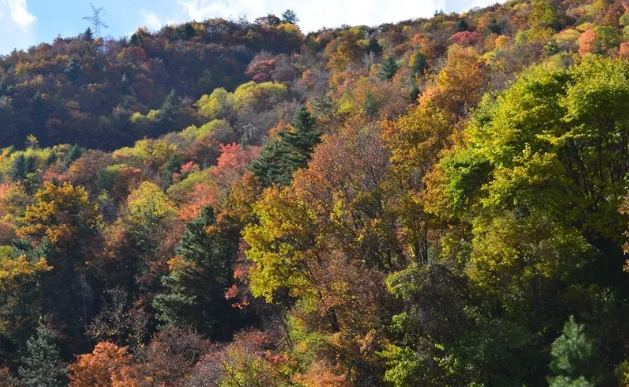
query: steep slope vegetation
[{"left": 2, "top": 0, "right": 629, "bottom": 386}]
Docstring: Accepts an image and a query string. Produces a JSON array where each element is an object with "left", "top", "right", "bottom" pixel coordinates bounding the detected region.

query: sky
[{"left": 0, "top": 0, "right": 499, "bottom": 54}]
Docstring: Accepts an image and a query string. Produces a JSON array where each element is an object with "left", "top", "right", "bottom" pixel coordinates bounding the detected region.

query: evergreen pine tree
[
  {"left": 158, "top": 89, "right": 180, "bottom": 125},
  {"left": 153, "top": 206, "right": 239, "bottom": 338},
  {"left": 249, "top": 136, "right": 283, "bottom": 185},
  {"left": 547, "top": 316, "right": 599, "bottom": 387},
  {"left": 46, "top": 151, "right": 57, "bottom": 166},
  {"left": 161, "top": 153, "right": 182, "bottom": 187},
  {"left": 10, "top": 154, "right": 27, "bottom": 182},
  {"left": 10, "top": 154, "right": 36, "bottom": 182},
  {"left": 249, "top": 107, "right": 320, "bottom": 186},
  {"left": 64, "top": 55, "right": 81, "bottom": 81},
  {"left": 83, "top": 27, "right": 94, "bottom": 43},
  {"left": 129, "top": 33, "right": 141, "bottom": 46},
  {"left": 379, "top": 56, "right": 399, "bottom": 80},
  {"left": 456, "top": 19, "right": 469, "bottom": 32},
  {"left": 487, "top": 18, "right": 502, "bottom": 34},
  {"left": 281, "top": 9, "right": 299, "bottom": 25},
  {"left": 364, "top": 91, "right": 379, "bottom": 117},
  {"left": 25, "top": 134, "right": 39, "bottom": 150},
  {"left": 64, "top": 144, "right": 82, "bottom": 168},
  {"left": 183, "top": 22, "right": 195, "bottom": 39},
  {"left": 18, "top": 324, "right": 67, "bottom": 387},
  {"left": 283, "top": 106, "right": 318, "bottom": 153}
]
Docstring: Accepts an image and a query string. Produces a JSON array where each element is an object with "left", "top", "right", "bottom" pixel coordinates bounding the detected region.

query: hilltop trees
[
  {"left": 281, "top": 9, "right": 299, "bottom": 25},
  {"left": 0, "top": 13, "right": 309, "bottom": 150}
]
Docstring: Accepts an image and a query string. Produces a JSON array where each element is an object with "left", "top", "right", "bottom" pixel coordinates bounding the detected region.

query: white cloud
[
  {"left": 139, "top": 9, "right": 162, "bottom": 31},
  {"left": 127, "top": 10, "right": 179, "bottom": 36},
  {"left": 0, "top": 0, "right": 36, "bottom": 53},
  {"left": 6, "top": 0, "right": 36, "bottom": 29},
  {"left": 179, "top": 0, "right": 265, "bottom": 23},
  {"left": 176, "top": 0, "right": 497, "bottom": 32},
  {"left": 448, "top": 0, "right": 497, "bottom": 12}
]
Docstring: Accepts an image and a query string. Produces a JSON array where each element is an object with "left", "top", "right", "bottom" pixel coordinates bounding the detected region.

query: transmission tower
[{"left": 83, "top": 3, "right": 109, "bottom": 37}]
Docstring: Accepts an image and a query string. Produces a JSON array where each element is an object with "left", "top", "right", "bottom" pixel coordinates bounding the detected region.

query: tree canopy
[{"left": 2, "top": 0, "right": 629, "bottom": 385}]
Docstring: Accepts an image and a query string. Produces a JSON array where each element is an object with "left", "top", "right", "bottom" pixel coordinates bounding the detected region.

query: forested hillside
[{"left": 2, "top": 0, "right": 629, "bottom": 385}]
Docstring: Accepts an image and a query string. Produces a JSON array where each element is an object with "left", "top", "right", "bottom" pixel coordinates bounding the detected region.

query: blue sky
[{"left": 0, "top": 0, "right": 498, "bottom": 54}]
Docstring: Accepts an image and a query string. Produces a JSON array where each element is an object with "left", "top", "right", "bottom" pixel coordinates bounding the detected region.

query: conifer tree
[
  {"left": 456, "top": 18, "right": 469, "bottom": 32},
  {"left": 283, "top": 106, "right": 318, "bottom": 154},
  {"left": 183, "top": 22, "right": 195, "bottom": 39},
  {"left": 410, "top": 82, "right": 421, "bottom": 101},
  {"left": 18, "top": 324, "right": 67, "bottom": 387},
  {"left": 64, "top": 55, "right": 81, "bottom": 81},
  {"left": 10, "top": 154, "right": 35, "bottom": 182},
  {"left": 64, "top": 144, "right": 82, "bottom": 168},
  {"left": 364, "top": 91, "right": 379, "bottom": 117},
  {"left": 161, "top": 153, "right": 182, "bottom": 187},
  {"left": 25, "top": 134, "right": 39, "bottom": 150},
  {"left": 547, "top": 316, "right": 599, "bottom": 387},
  {"left": 83, "top": 27, "right": 94, "bottom": 43},
  {"left": 250, "top": 106, "right": 320, "bottom": 186},
  {"left": 410, "top": 52, "right": 427, "bottom": 76},
  {"left": 281, "top": 9, "right": 299, "bottom": 25},
  {"left": 487, "top": 18, "right": 502, "bottom": 34},
  {"left": 158, "top": 89, "right": 180, "bottom": 125},
  {"left": 153, "top": 206, "right": 239, "bottom": 338},
  {"left": 380, "top": 56, "right": 399, "bottom": 80},
  {"left": 129, "top": 32, "right": 140, "bottom": 46}
]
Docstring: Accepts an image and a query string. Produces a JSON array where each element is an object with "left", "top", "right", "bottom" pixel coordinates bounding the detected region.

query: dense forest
[{"left": 2, "top": 0, "right": 629, "bottom": 385}]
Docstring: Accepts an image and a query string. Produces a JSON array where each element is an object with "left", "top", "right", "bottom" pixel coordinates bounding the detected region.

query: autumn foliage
[{"left": 2, "top": 1, "right": 629, "bottom": 386}]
